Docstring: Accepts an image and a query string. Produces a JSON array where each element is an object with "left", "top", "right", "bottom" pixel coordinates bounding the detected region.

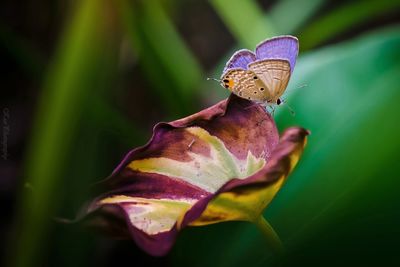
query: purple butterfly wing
[
  {"left": 255, "top": 36, "right": 299, "bottom": 73},
  {"left": 223, "top": 49, "right": 256, "bottom": 73}
]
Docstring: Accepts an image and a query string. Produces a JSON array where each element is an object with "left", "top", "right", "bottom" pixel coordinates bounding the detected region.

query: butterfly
[{"left": 220, "top": 35, "right": 298, "bottom": 106}]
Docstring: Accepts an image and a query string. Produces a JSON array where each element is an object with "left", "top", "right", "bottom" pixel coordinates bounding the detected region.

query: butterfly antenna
[
  {"left": 282, "top": 99, "right": 296, "bottom": 116},
  {"left": 207, "top": 77, "right": 221, "bottom": 83},
  {"left": 296, "top": 83, "right": 308, "bottom": 89}
]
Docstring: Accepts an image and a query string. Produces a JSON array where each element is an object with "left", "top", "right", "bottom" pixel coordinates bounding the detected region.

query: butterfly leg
[{"left": 265, "top": 105, "right": 276, "bottom": 117}]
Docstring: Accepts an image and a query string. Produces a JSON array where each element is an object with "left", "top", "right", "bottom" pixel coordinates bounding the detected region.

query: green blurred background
[{"left": 1, "top": 0, "right": 400, "bottom": 266}]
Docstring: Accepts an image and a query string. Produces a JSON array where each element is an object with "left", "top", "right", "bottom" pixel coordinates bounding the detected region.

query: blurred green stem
[
  {"left": 119, "top": 0, "right": 203, "bottom": 116},
  {"left": 209, "top": 0, "right": 276, "bottom": 47},
  {"left": 10, "top": 1, "right": 115, "bottom": 266},
  {"left": 269, "top": 0, "right": 325, "bottom": 34},
  {"left": 299, "top": 0, "right": 400, "bottom": 50},
  {"left": 254, "top": 216, "right": 284, "bottom": 255}
]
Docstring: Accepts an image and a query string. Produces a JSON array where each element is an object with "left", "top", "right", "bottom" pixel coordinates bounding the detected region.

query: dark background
[{"left": 1, "top": 0, "right": 400, "bottom": 266}]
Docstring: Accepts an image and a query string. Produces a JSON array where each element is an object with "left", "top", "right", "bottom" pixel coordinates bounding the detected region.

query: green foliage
[
  {"left": 119, "top": 0, "right": 203, "bottom": 116},
  {"left": 271, "top": 27, "right": 400, "bottom": 266},
  {"left": 210, "top": 0, "right": 276, "bottom": 47},
  {"left": 299, "top": 0, "right": 400, "bottom": 50},
  {"left": 11, "top": 1, "right": 120, "bottom": 266}
]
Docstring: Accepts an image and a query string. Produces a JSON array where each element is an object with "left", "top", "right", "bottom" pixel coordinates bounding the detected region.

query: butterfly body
[{"left": 220, "top": 36, "right": 298, "bottom": 106}]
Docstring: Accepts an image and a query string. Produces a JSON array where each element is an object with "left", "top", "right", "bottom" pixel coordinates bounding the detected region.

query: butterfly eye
[
  {"left": 222, "top": 79, "right": 235, "bottom": 89},
  {"left": 260, "top": 88, "right": 264, "bottom": 91},
  {"left": 223, "top": 79, "right": 230, "bottom": 88},
  {"left": 253, "top": 76, "right": 258, "bottom": 79}
]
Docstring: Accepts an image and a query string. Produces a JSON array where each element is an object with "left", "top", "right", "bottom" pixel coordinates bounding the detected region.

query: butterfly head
[{"left": 222, "top": 78, "right": 235, "bottom": 90}]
